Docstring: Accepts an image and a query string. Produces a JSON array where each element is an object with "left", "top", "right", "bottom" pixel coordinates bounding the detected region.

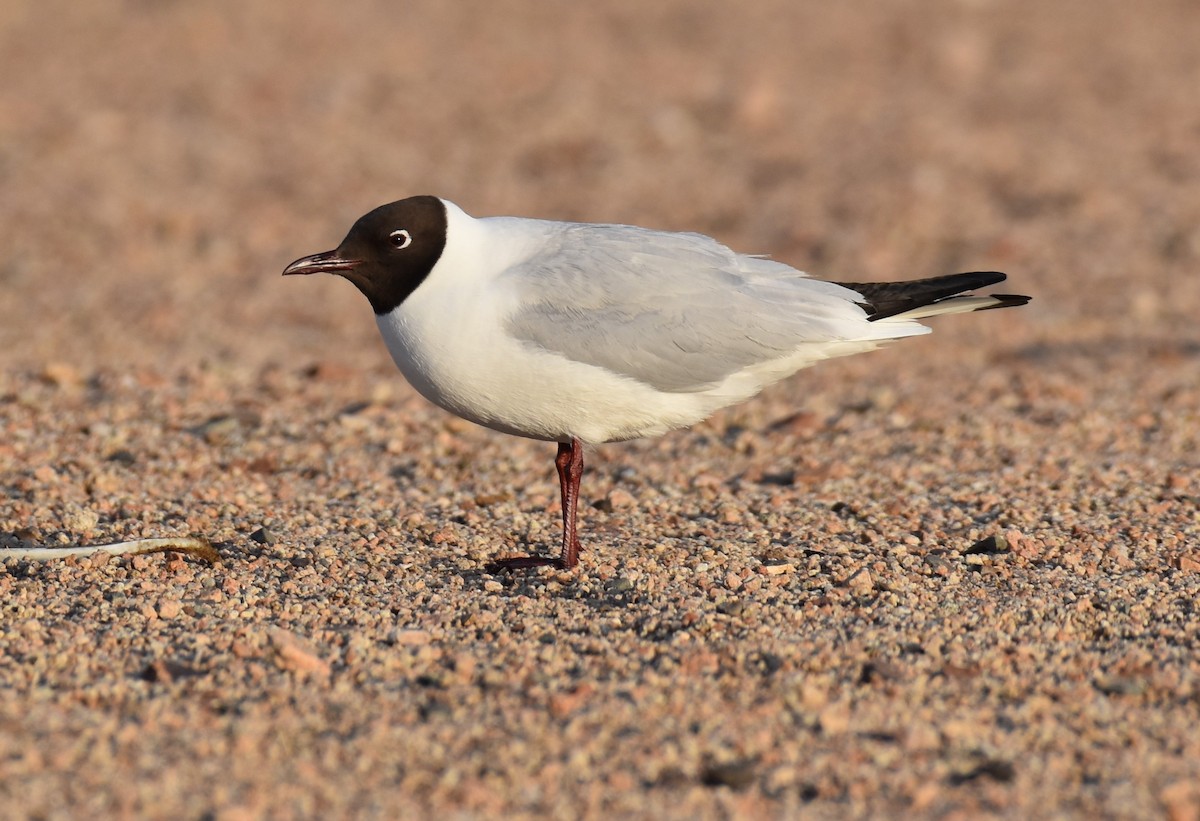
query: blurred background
[{"left": 2, "top": 0, "right": 1197, "bottom": 376}]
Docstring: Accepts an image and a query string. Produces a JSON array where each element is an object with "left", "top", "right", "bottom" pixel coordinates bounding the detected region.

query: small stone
[
  {"left": 756, "top": 470, "right": 795, "bottom": 487},
  {"left": 798, "top": 683, "right": 829, "bottom": 711},
  {"left": 451, "top": 652, "right": 477, "bottom": 682},
  {"left": 759, "top": 559, "right": 794, "bottom": 576},
  {"left": 859, "top": 659, "right": 903, "bottom": 684},
  {"left": 699, "top": 757, "right": 758, "bottom": 790},
  {"left": 473, "top": 491, "right": 510, "bottom": 506},
  {"left": 249, "top": 527, "right": 276, "bottom": 545},
  {"left": 904, "top": 723, "right": 941, "bottom": 753},
  {"left": 302, "top": 361, "right": 355, "bottom": 381},
  {"left": 941, "top": 663, "right": 981, "bottom": 680},
  {"left": 88, "top": 471, "right": 121, "bottom": 495},
  {"left": 269, "top": 628, "right": 331, "bottom": 677},
  {"left": 716, "top": 599, "right": 745, "bottom": 617},
  {"left": 910, "top": 781, "right": 941, "bottom": 811},
  {"left": 391, "top": 629, "right": 431, "bottom": 646},
  {"left": 1174, "top": 553, "right": 1200, "bottom": 573},
  {"left": 924, "top": 554, "right": 951, "bottom": 574},
  {"left": 966, "top": 534, "right": 1010, "bottom": 554},
  {"left": 196, "top": 414, "right": 241, "bottom": 445},
  {"left": 548, "top": 683, "right": 595, "bottom": 719},
  {"left": 1165, "top": 472, "right": 1190, "bottom": 491},
  {"left": 608, "top": 576, "right": 634, "bottom": 594},
  {"left": 845, "top": 566, "right": 874, "bottom": 595},
  {"left": 1160, "top": 781, "right": 1199, "bottom": 821},
  {"left": 141, "top": 659, "right": 198, "bottom": 683},
  {"left": 39, "top": 362, "right": 82, "bottom": 388},
  {"left": 64, "top": 508, "right": 100, "bottom": 535},
  {"left": 156, "top": 599, "right": 183, "bottom": 620},
  {"left": 1094, "top": 674, "right": 1147, "bottom": 696},
  {"left": 231, "top": 640, "right": 257, "bottom": 659},
  {"left": 818, "top": 702, "right": 851, "bottom": 734},
  {"left": 948, "top": 758, "right": 1016, "bottom": 784},
  {"left": 605, "top": 488, "right": 637, "bottom": 511}
]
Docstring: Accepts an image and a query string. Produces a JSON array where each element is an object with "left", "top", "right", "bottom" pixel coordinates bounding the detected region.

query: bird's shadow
[{"left": 420, "top": 552, "right": 643, "bottom": 610}]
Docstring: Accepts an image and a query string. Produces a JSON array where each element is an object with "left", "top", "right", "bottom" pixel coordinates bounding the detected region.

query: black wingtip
[
  {"left": 976, "top": 294, "right": 1032, "bottom": 311},
  {"left": 834, "top": 271, "right": 1026, "bottom": 321},
  {"left": 948, "top": 270, "right": 1008, "bottom": 289}
]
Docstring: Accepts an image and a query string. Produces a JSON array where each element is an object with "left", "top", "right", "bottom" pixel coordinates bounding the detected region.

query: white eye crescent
[{"left": 389, "top": 229, "right": 412, "bottom": 249}]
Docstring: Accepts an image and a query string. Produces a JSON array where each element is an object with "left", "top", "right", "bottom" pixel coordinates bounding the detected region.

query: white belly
[{"left": 375, "top": 297, "right": 721, "bottom": 444}]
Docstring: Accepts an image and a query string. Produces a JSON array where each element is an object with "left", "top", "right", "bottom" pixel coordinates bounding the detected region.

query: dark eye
[{"left": 389, "top": 229, "right": 412, "bottom": 249}]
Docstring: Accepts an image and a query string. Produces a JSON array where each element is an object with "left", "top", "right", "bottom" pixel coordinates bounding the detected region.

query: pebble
[
  {"left": 196, "top": 415, "right": 242, "bottom": 445},
  {"left": 391, "top": 629, "right": 432, "bottom": 646},
  {"left": 966, "top": 534, "right": 1011, "bottom": 554},
  {"left": 63, "top": 508, "right": 100, "bottom": 535},
  {"left": 759, "top": 559, "right": 794, "bottom": 575},
  {"left": 845, "top": 566, "right": 874, "bottom": 595},
  {"left": 269, "top": 628, "right": 331, "bottom": 677},
  {"left": 1175, "top": 553, "right": 1200, "bottom": 573},
  {"left": 699, "top": 758, "right": 759, "bottom": 790}
]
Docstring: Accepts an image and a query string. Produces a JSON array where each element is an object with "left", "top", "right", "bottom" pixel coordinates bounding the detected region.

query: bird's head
[{"left": 283, "top": 195, "right": 447, "bottom": 315}]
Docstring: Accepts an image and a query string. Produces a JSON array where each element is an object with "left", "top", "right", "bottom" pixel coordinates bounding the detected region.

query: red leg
[
  {"left": 488, "top": 437, "right": 585, "bottom": 572},
  {"left": 555, "top": 437, "right": 584, "bottom": 568}
]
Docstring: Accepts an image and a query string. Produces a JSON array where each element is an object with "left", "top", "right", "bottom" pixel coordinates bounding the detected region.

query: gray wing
[{"left": 501, "top": 222, "right": 867, "bottom": 392}]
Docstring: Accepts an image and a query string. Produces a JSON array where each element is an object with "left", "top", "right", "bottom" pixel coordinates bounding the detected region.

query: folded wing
[{"left": 501, "top": 223, "right": 890, "bottom": 393}]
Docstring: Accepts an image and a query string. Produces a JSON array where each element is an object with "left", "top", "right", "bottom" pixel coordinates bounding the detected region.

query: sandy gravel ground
[{"left": 2, "top": 1, "right": 1199, "bottom": 818}]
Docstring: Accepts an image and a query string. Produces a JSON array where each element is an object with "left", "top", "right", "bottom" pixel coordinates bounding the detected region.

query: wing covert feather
[{"left": 501, "top": 223, "right": 866, "bottom": 392}]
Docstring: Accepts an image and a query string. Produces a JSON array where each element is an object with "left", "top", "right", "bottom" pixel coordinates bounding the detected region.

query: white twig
[{"left": 4, "top": 537, "right": 219, "bottom": 563}]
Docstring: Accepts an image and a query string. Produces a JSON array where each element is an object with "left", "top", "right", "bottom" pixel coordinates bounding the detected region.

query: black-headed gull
[{"left": 284, "top": 196, "right": 1029, "bottom": 572}]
